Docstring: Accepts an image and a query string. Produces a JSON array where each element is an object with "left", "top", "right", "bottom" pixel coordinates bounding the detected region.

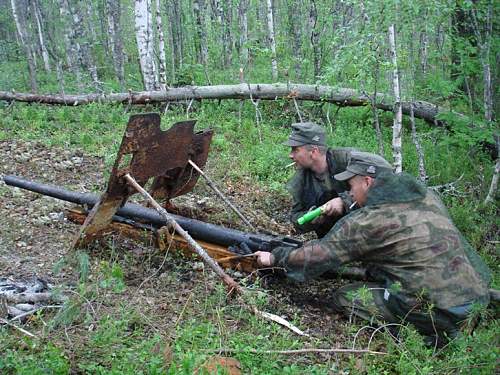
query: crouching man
[{"left": 256, "top": 151, "right": 491, "bottom": 345}]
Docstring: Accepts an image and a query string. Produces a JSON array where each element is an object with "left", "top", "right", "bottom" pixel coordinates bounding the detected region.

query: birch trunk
[
  {"left": 155, "top": 0, "right": 168, "bottom": 89},
  {"left": 135, "top": 0, "right": 157, "bottom": 91},
  {"left": 222, "top": 1, "right": 233, "bottom": 67},
  {"left": 265, "top": 0, "right": 278, "bottom": 81},
  {"left": 238, "top": 0, "right": 248, "bottom": 66},
  {"left": 10, "top": 0, "right": 38, "bottom": 93},
  {"left": 106, "top": 0, "right": 125, "bottom": 90},
  {"left": 286, "top": 0, "right": 302, "bottom": 79},
  {"left": 484, "top": 135, "right": 499, "bottom": 204},
  {"left": 389, "top": 25, "right": 403, "bottom": 173},
  {"left": 410, "top": 103, "right": 427, "bottom": 182},
  {"left": 79, "top": 2, "right": 101, "bottom": 91},
  {"left": 33, "top": 0, "right": 50, "bottom": 72},
  {"left": 59, "top": 0, "right": 82, "bottom": 91}
]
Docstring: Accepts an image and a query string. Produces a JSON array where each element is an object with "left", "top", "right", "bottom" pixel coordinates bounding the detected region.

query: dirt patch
[{"left": 0, "top": 139, "right": 353, "bottom": 344}]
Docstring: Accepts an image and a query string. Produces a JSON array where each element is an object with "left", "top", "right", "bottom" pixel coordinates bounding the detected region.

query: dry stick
[
  {"left": 204, "top": 348, "right": 386, "bottom": 356},
  {"left": 10, "top": 305, "right": 62, "bottom": 322},
  {"left": 0, "top": 317, "right": 37, "bottom": 338},
  {"left": 124, "top": 173, "right": 242, "bottom": 294},
  {"left": 188, "top": 159, "right": 256, "bottom": 231},
  {"left": 123, "top": 173, "right": 308, "bottom": 336}
]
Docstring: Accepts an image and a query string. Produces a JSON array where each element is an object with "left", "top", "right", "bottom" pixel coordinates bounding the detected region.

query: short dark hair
[{"left": 305, "top": 144, "right": 327, "bottom": 155}]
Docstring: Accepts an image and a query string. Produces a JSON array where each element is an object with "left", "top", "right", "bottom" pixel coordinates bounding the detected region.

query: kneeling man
[{"left": 256, "top": 151, "right": 491, "bottom": 344}]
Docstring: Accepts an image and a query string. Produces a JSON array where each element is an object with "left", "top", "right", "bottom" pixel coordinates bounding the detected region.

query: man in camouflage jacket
[
  {"left": 256, "top": 151, "right": 491, "bottom": 344},
  {"left": 284, "top": 122, "right": 356, "bottom": 238}
]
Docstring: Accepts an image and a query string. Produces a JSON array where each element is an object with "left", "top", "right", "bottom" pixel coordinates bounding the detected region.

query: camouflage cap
[
  {"left": 334, "top": 151, "right": 392, "bottom": 181},
  {"left": 283, "top": 122, "right": 326, "bottom": 147}
]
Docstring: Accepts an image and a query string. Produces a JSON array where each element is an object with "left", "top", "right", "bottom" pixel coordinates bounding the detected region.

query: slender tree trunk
[
  {"left": 194, "top": 0, "right": 209, "bottom": 67},
  {"left": 410, "top": 103, "right": 427, "bottom": 182},
  {"left": 135, "top": 0, "right": 157, "bottom": 91},
  {"left": 309, "top": 0, "right": 321, "bottom": 79},
  {"left": 286, "top": 0, "right": 302, "bottom": 79},
  {"left": 106, "top": 0, "right": 125, "bottom": 90},
  {"left": 169, "top": 0, "right": 183, "bottom": 72},
  {"left": 33, "top": 0, "right": 50, "bottom": 72},
  {"left": 389, "top": 25, "right": 403, "bottom": 173},
  {"left": 238, "top": 0, "right": 248, "bottom": 67},
  {"left": 470, "top": 0, "right": 494, "bottom": 122},
  {"left": 485, "top": 134, "right": 499, "bottom": 204},
  {"left": 10, "top": 0, "right": 38, "bottom": 92},
  {"left": 81, "top": 2, "right": 101, "bottom": 91},
  {"left": 222, "top": 1, "right": 233, "bottom": 67},
  {"left": 370, "top": 54, "right": 384, "bottom": 156},
  {"left": 155, "top": 0, "right": 168, "bottom": 89},
  {"left": 59, "top": 0, "right": 82, "bottom": 91},
  {"left": 265, "top": 0, "right": 278, "bottom": 81}
]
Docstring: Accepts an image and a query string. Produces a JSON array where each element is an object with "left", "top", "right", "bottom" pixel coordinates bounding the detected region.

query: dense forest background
[{"left": 0, "top": 0, "right": 499, "bottom": 373}]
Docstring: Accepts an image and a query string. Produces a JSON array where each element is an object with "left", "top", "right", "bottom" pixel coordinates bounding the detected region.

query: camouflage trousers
[{"left": 332, "top": 282, "right": 474, "bottom": 345}]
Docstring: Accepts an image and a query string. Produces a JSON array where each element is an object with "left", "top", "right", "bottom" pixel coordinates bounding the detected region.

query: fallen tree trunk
[{"left": 0, "top": 84, "right": 465, "bottom": 125}]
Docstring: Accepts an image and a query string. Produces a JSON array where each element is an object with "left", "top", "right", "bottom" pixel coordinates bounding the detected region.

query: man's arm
[{"left": 256, "top": 208, "right": 377, "bottom": 281}]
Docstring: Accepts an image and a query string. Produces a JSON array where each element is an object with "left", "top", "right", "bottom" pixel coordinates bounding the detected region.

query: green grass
[{"left": 0, "top": 93, "right": 498, "bottom": 373}]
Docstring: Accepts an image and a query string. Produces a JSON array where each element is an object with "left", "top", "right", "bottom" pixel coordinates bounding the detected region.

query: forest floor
[{"left": 1, "top": 139, "right": 374, "bottom": 373}]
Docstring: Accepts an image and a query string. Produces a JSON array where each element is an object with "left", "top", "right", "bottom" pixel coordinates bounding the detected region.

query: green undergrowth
[{"left": 0, "top": 101, "right": 498, "bottom": 373}]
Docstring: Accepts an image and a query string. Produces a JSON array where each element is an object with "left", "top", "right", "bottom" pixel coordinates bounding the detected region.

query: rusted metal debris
[{"left": 74, "top": 113, "right": 213, "bottom": 247}]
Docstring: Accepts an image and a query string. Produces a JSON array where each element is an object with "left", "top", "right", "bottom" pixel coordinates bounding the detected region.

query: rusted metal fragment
[{"left": 73, "top": 113, "right": 213, "bottom": 248}]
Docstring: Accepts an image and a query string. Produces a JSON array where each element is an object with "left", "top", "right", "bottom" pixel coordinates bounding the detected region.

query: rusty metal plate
[{"left": 73, "top": 113, "right": 213, "bottom": 247}]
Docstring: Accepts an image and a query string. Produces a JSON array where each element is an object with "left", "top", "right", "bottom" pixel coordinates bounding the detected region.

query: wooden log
[{"left": 0, "top": 84, "right": 466, "bottom": 125}]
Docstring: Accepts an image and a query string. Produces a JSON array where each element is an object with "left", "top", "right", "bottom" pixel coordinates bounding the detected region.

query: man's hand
[
  {"left": 254, "top": 251, "right": 275, "bottom": 267},
  {"left": 321, "top": 197, "right": 344, "bottom": 216}
]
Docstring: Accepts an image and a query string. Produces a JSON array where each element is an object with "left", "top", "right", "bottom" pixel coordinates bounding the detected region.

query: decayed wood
[
  {"left": 65, "top": 208, "right": 257, "bottom": 273},
  {"left": 0, "top": 84, "right": 464, "bottom": 125}
]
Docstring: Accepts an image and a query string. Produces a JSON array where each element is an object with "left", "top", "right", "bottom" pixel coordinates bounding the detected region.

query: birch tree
[
  {"left": 135, "top": 0, "right": 157, "bottom": 91},
  {"left": 32, "top": 0, "right": 50, "bottom": 73},
  {"left": 238, "top": 0, "right": 248, "bottom": 67},
  {"left": 309, "top": 0, "right": 321, "bottom": 78},
  {"left": 194, "top": 0, "right": 209, "bottom": 67},
  {"left": 59, "top": 0, "right": 82, "bottom": 90},
  {"left": 155, "top": 0, "right": 168, "bottom": 89},
  {"left": 10, "top": 0, "right": 38, "bottom": 92},
  {"left": 106, "top": 0, "right": 125, "bottom": 89},
  {"left": 389, "top": 24, "right": 403, "bottom": 173},
  {"left": 265, "top": 0, "right": 278, "bottom": 81},
  {"left": 470, "top": 0, "right": 494, "bottom": 122},
  {"left": 286, "top": 0, "right": 302, "bottom": 79}
]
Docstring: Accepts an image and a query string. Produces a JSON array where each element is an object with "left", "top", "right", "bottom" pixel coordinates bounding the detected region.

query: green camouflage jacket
[
  {"left": 287, "top": 147, "right": 355, "bottom": 237},
  {"left": 274, "top": 172, "right": 491, "bottom": 309}
]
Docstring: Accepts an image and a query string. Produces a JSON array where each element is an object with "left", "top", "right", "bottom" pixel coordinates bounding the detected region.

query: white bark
[
  {"left": 155, "top": 0, "right": 168, "bottom": 89},
  {"left": 238, "top": 0, "right": 248, "bottom": 66},
  {"left": 10, "top": 0, "right": 38, "bottom": 92},
  {"left": 59, "top": 0, "right": 82, "bottom": 90},
  {"left": 33, "top": 0, "right": 50, "bottom": 72},
  {"left": 484, "top": 135, "right": 499, "bottom": 204},
  {"left": 106, "top": 0, "right": 125, "bottom": 89},
  {"left": 265, "top": 0, "right": 278, "bottom": 81},
  {"left": 135, "top": 0, "right": 157, "bottom": 91},
  {"left": 410, "top": 103, "right": 427, "bottom": 182},
  {"left": 389, "top": 24, "right": 403, "bottom": 173}
]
